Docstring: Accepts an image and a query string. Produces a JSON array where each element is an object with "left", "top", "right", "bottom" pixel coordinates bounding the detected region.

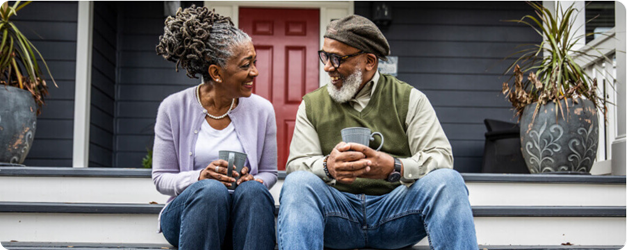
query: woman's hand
[
  {"left": 237, "top": 167, "right": 264, "bottom": 185},
  {"left": 199, "top": 159, "right": 238, "bottom": 187}
]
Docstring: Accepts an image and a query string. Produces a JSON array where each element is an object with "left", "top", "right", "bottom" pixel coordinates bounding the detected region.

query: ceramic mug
[
  {"left": 341, "top": 127, "right": 384, "bottom": 151},
  {"left": 218, "top": 150, "right": 247, "bottom": 190}
]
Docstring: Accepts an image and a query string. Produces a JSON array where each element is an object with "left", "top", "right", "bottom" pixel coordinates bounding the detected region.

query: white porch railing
[{"left": 573, "top": 28, "right": 618, "bottom": 166}]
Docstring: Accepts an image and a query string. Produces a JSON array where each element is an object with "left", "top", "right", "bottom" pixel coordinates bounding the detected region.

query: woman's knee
[
  {"left": 188, "top": 179, "right": 230, "bottom": 203},
  {"left": 233, "top": 181, "right": 273, "bottom": 204}
]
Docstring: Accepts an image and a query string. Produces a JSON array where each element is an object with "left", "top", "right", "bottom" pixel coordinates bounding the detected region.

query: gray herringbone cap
[{"left": 324, "top": 15, "right": 390, "bottom": 60}]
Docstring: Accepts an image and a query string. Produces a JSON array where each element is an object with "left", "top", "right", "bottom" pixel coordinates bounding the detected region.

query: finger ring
[{"left": 215, "top": 166, "right": 220, "bottom": 172}]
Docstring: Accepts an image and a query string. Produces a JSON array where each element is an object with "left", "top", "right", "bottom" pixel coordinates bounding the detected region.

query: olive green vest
[{"left": 303, "top": 73, "right": 413, "bottom": 195}]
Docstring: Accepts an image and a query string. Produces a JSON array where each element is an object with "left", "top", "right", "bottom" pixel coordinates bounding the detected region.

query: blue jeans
[
  {"left": 278, "top": 169, "right": 477, "bottom": 250},
  {"left": 161, "top": 179, "right": 276, "bottom": 250}
]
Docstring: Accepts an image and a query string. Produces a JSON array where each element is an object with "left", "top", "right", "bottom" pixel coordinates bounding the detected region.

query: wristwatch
[{"left": 387, "top": 157, "right": 402, "bottom": 182}]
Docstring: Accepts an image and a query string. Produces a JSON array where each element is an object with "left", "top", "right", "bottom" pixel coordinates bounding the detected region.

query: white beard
[{"left": 327, "top": 68, "right": 362, "bottom": 103}]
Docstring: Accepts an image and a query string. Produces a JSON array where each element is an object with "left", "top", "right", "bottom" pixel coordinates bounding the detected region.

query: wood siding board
[
  {"left": 26, "top": 139, "right": 73, "bottom": 160},
  {"left": 36, "top": 100, "right": 75, "bottom": 120},
  {"left": 396, "top": 58, "right": 515, "bottom": 74},
  {"left": 115, "top": 118, "right": 155, "bottom": 136},
  {"left": 90, "top": 107, "right": 114, "bottom": 134},
  {"left": 115, "top": 152, "right": 148, "bottom": 168},
  {"left": 9, "top": 2, "right": 78, "bottom": 22},
  {"left": 89, "top": 125, "right": 114, "bottom": 151},
  {"left": 122, "top": 35, "right": 162, "bottom": 51},
  {"left": 121, "top": 18, "right": 165, "bottom": 35},
  {"left": 434, "top": 107, "right": 516, "bottom": 124},
  {"left": 91, "top": 88, "right": 115, "bottom": 116},
  {"left": 116, "top": 85, "right": 189, "bottom": 102},
  {"left": 383, "top": 25, "right": 538, "bottom": 43},
  {"left": 422, "top": 90, "right": 508, "bottom": 108},
  {"left": 92, "top": 52, "right": 116, "bottom": 80},
  {"left": 116, "top": 135, "right": 154, "bottom": 152},
  {"left": 118, "top": 68, "right": 200, "bottom": 85},
  {"left": 30, "top": 41, "right": 77, "bottom": 61},
  {"left": 116, "top": 101, "right": 160, "bottom": 119},
  {"left": 120, "top": 51, "right": 175, "bottom": 68},
  {"left": 33, "top": 120, "right": 74, "bottom": 140},
  {"left": 93, "top": 33, "right": 117, "bottom": 65},
  {"left": 397, "top": 73, "right": 512, "bottom": 91},
  {"left": 45, "top": 81, "right": 76, "bottom": 100},
  {"left": 11, "top": 21, "right": 78, "bottom": 42},
  {"left": 91, "top": 70, "right": 116, "bottom": 98},
  {"left": 389, "top": 41, "right": 528, "bottom": 58},
  {"left": 44, "top": 61, "right": 76, "bottom": 81},
  {"left": 452, "top": 157, "right": 484, "bottom": 173}
]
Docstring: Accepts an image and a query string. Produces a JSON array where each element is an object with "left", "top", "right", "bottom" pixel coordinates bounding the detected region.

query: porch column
[
  {"left": 72, "top": 1, "right": 94, "bottom": 168},
  {"left": 612, "top": 2, "right": 626, "bottom": 175}
]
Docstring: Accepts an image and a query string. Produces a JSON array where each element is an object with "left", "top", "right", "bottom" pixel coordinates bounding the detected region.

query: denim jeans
[
  {"left": 161, "top": 179, "right": 276, "bottom": 250},
  {"left": 278, "top": 169, "right": 477, "bottom": 250}
]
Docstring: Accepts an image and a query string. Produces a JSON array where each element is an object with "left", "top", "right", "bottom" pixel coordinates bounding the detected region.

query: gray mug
[
  {"left": 218, "top": 150, "right": 247, "bottom": 190},
  {"left": 341, "top": 127, "right": 384, "bottom": 151}
]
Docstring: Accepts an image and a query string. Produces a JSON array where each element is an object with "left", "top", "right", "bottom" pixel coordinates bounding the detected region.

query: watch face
[{"left": 388, "top": 172, "right": 401, "bottom": 182}]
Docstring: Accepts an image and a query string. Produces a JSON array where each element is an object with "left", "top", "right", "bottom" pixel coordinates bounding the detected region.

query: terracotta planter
[
  {"left": 0, "top": 85, "right": 37, "bottom": 164},
  {"left": 520, "top": 98, "right": 598, "bottom": 174}
]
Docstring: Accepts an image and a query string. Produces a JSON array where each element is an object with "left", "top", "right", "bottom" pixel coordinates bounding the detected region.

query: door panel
[{"left": 239, "top": 8, "right": 320, "bottom": 171}]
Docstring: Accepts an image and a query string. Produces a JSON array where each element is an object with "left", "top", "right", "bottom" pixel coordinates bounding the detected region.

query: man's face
[{"left": 320, "top": 38, "right": 367, "bottom": 103}]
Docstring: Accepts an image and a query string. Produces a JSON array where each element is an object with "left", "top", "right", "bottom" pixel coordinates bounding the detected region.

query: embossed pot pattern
[
  {"left": 0, "top": 86, "right": 37, "bottom": 164},
  {"left": 520, "top": 99, "right": 598, "bottom": 174}
]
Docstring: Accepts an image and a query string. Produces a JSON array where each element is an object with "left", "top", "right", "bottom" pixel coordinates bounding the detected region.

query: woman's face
[{"left": 217, "top": 41, "right": 258, "bottom": 98}]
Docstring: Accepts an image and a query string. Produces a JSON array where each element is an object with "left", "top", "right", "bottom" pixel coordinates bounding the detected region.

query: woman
[{"left": 153, "top": 6, "right": 277, "bottom": 250}]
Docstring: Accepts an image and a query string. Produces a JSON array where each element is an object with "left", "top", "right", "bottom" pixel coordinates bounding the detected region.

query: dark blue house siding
[
  {"left": 89, "top": 2, "right": 118, "bottom": 167},
  {"left": 13, "top": 2, "right": 78, "bottom": 167},
  {"left": 114, "top": 2, "right": 200, "bottom": 168},
  {"left": 354, "top": 2, "right": 541, "bottom": 172}
]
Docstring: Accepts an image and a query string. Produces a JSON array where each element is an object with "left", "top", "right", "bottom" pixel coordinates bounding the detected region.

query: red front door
[{"left": 239, "top": 8, "right": 320, "bottom": 171}]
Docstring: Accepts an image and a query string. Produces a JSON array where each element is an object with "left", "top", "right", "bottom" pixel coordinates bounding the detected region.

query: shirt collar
[{"left": 353, "top": 71, "right": 380, "bottom": 99}]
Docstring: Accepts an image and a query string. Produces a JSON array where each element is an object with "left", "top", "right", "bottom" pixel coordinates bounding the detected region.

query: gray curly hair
[{"left": 156, "top": 5, "right": 251, "bottom": 82}]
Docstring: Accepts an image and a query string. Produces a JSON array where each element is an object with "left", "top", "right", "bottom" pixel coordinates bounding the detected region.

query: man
[{"left": 278, "top": 15, "right": 478, "bottom": 250}]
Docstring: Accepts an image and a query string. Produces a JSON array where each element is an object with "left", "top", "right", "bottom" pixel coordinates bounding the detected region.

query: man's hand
[
  {"left": 327, "top": 142, "right": 371, "bottom": 184},
  {"left": 346, "top": 143, "right": 395, "bottom": 180}
]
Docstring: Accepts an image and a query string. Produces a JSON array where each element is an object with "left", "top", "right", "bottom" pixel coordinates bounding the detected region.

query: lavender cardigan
[{"left": 152, "top": 86, "right": 278, "bottom": 203}]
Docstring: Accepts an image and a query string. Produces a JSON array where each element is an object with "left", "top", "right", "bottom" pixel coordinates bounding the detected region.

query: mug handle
[
  {"left": 370, "top": 132, "right": 384, "bottom": 151},
  {"left": 227, "top": 152, "right": 234, "bottom": 177}
]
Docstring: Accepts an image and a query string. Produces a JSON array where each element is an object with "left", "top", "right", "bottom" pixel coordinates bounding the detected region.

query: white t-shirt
[{"left": 194, "top": 120, "right": 246, "bottom": 170}]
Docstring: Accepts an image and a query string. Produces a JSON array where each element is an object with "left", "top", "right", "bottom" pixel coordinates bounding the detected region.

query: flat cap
[{"left": 324, "top": 15, "right": 390, "bottom": 60}]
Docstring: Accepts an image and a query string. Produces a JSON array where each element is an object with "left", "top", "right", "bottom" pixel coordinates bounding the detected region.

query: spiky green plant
[
  {"left": 502, "top": 2, "right": 612, "bottom": 121},
  {"left": 0, "top": 1, "right": 57, "bottom": 115}
]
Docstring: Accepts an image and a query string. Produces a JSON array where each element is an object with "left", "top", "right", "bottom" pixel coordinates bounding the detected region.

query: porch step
[{"left": 0, "top": 202, "right": 624, "bottom": 246}]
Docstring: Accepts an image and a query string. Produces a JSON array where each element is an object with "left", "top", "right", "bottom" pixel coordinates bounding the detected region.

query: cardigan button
[
  {"left": 202, "top": 110, "right": 207, "bottom": 114},
  {"left": 194, "top": 130, "right": 198, "bottom": 134},
  {"left": 189, "top": 152, "right": 192, "bottom": 156}
]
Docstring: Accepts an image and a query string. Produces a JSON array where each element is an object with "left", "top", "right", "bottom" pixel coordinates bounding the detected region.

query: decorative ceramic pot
[
  {"left": 520, "top": 98, "right": 598, "bottom": 174},
  {"left": 0, "top": 85, "right": 37, "bottom": 164}
]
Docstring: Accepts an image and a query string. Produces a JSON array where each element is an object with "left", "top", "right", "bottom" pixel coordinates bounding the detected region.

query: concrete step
[{"left": 0, "top": 167, "right": 625, "bottom": 207}]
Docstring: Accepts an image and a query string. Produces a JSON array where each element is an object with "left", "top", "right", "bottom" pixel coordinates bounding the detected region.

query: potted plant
[
  {"left": 502, "top": 2, "right": 612, "bottom": 174},
  {"left": 0, "top": 1, "right": 56, "bottom": 165}
]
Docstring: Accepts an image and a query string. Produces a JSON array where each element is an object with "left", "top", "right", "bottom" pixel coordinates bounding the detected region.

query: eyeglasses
[{"left": 318, "top": 50, "right": 366, "bottom": 69}]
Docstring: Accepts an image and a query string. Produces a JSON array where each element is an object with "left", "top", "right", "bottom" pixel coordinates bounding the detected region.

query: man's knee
[
  {"left": 283, "top": 171, "right": 321, "bottom": 189},
  {"left": 416, "top": 168, "right": 468, "bottom": 196}
]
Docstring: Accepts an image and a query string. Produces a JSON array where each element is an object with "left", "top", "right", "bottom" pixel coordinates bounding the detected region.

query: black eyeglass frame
[{"left": 318, "top": 50, "right": 367, "bottom": 69}]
